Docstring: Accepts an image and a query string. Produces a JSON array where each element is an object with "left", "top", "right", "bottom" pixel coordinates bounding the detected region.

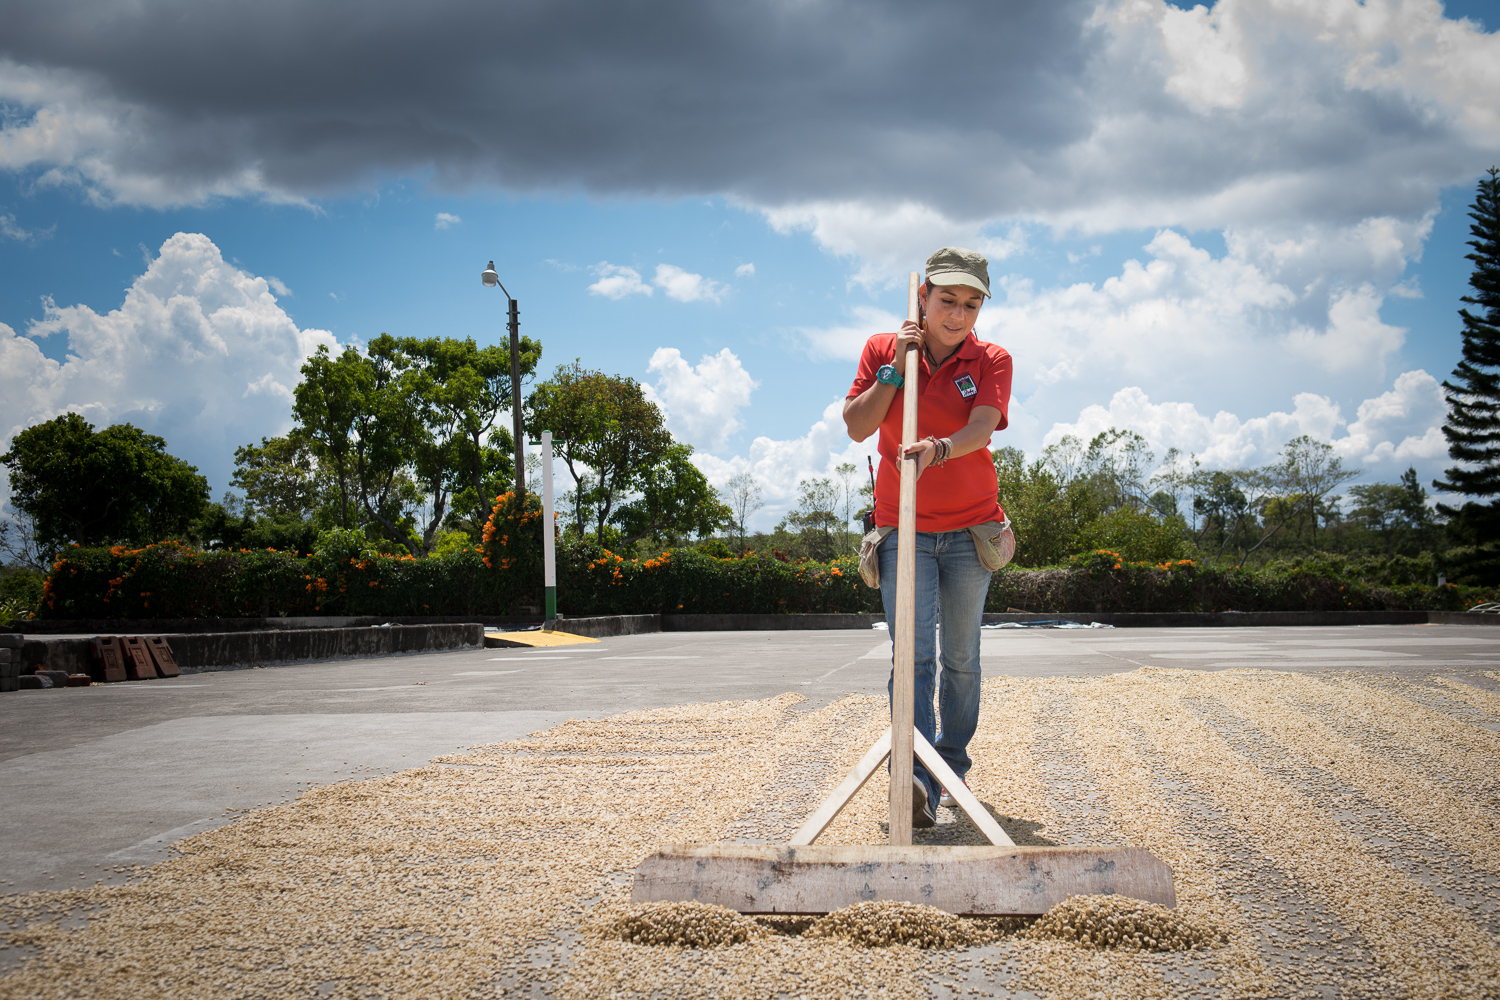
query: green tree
[
  {"left": 0, "top": 413, "right": 208, "bottom": 554},
  {"left": 612, "top": 443, "right": 732, "bottom": 544},
  {"left": 780, "top": 477, "right": 843, "bottom": 561},
  {"left": 292, "top": 343, "right": 425, "bottom": 554},
  {"left": 526, "top": 363, "right": 672, "bottom": 539},
  {"left": 1183, "top": 438, "right": 1357, "bottom": 565},
  {"left": 724, "top": 472, "right": 764, "bottom": 552},
  {"left": 1348, "top": 468, "right": 1434, "bottom": 557},
  {"left": 375, "top": 333, "right": 541, "bottom": 540},
  {"left": 994, "top": 445, "right": 1108, "bottom": 566},
  {"left": 833, "top": 462, "right": 861, "bottom": 554},
  {"left": 231, "top": 434, "right": 329, "bottom": 522},
  {"left": 1191, "top": 469, "right": 1253, "bottom": 561},
  {"left": 1435, "top": 167, "right": 1500, "bottom": 582},
  {"left": 1078, "top": 429, "right": 1155, "bottom": 510}
]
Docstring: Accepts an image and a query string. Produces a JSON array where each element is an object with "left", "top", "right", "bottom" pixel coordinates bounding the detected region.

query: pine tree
[{"left": 1435, "top": 167, "right": 1500, "bottom": 582}]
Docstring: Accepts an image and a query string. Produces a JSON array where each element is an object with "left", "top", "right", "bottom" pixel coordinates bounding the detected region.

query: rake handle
[{"left": 889, "top": 271, "right": 921, "bottom": 845}]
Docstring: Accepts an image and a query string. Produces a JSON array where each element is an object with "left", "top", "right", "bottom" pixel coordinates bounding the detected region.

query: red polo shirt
[{"left": 848, "top": 332, "right": 1011, "bottom": 532}]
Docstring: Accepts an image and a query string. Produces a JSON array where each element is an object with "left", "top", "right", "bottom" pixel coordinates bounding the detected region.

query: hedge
[
  {"left": 35, "top": 539, "right": 1491, "bottom": 621},
  {"left": 992, "top": 550, "right": 1490, "bottom": 614},
  {"left": 30, "top": 492, "right": 1494, "bottom": 618}
]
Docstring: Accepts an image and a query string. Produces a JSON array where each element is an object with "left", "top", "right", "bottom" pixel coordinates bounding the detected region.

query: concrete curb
[
  {"left": 980, "top": 611, "right": 1447, "bottom": 627},
  {"left": 662, "top": 613, "right": 885, "bottom": 631},
  {"left": 1426, "top": 611, "right": 1500, "bottom": 625},
  {"left": 659, "top": 610, "right": 1498, "bottom": 630},
  {"left": 14, "top": 615, "right": 531, "bottom": 635},
  {"left": 551, "top": 615, "right": 661, "bottom": 638},
  {"left": 22, "top": 624, "right": 483, "bottom": 676},
  {"left": 12, "top": 610, "right": 1497, "bottom": 677}
]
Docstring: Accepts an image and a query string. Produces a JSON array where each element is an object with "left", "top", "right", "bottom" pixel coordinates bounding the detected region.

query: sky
[{"left": 1, "top": 0, "right": 1498, "bottom": 529}]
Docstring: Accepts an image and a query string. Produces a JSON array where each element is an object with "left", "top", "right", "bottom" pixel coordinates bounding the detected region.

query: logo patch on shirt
[{"left": 953, "top": 374, "right": 978, "bottom": 398}]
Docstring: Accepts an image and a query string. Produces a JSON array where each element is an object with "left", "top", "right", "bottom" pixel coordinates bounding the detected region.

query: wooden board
[
  {"left": 790, "top": 728, "right": 1016, "bottom": 849},
  {"left": 790, "top": 729, "right": 892, "bottom": 846},
  {"left": 146, "top": 636, "right": 181, "bottom": 677},
  {"left": 90, "top": 637, "right": 128, "bottom": 683},
  {"left": 122, "top": 637, "right": 158, "bottom": 680},
  {"left": 633, "top": 844, "right": 1177, "bottom": 915},
  {"left": 911, "top": 730, "right": 1014, "bottom": 847},
  {"left": 483, "top": 630, "right": 600, "bottom": 648}
]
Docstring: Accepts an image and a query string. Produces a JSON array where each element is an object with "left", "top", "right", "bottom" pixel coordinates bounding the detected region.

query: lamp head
[{"left": 481, "top": 261, "right": 500, "bottom": 287}]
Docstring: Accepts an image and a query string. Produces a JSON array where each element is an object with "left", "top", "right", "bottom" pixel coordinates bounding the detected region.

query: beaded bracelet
[{"left": 925, "top": 435, "right": 954, "bottom": 466}]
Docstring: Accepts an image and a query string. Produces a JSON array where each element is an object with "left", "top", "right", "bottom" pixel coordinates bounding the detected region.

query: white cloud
[
  {"left": 653, "top": 264, "right": 726, "bottom": 303},
  {"left": 587, "top": 262, "right": 652, "bottom": 299},
  {"left": 0, "top": 212, "right": 53, "bottom": 243},
  {"left": 758, "top": 199, "right": 1025, "bottom": 289},
  {"left": 795, "top": 305, "right": 903, "bottom": 362},
  {"left": 1044, "top": 386, "right": 1345, "bottom": 471},
  {"left": 1040, "top": 369, "right": 1452, "bottom": 485},
  {"left": 433, "top": 212, "right": 462, "bottom": 229},
  {"left": 1160, "top": 1, "right": 1249, "bottom": 110},
  {"left": 644, "top": 347, "right": 759, "bottom": 452},
  {"left": 692, "top": 398, "right": 877, "bottom": 526},
  {"left": 1284, "top": 284, "right": 1407, "bottom": 373},
  {"left": 266, "top": 276, "right": 292, "bottom": 297},
  {"left": 1336, "top": 370, "right": 1449, "bottom": 466},
  {"left": 981, "top": 228, "right": 1414, "bottom": 432},
  {"left": 735, "top": 262, "right": 755, "bottom": 277},
  {"left": 0, "top": 232, "right": 337, "bottom": 500}
]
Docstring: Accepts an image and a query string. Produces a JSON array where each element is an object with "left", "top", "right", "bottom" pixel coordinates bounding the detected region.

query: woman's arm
[
  {"left": 842, "top": 381, "right": 898, "bottom": 441},
  {"left": 843, "top": 321, "right": 925, "bottom": 441},
  {"left": 902, "top": 404, "right": 1003, "bottom": 479}
]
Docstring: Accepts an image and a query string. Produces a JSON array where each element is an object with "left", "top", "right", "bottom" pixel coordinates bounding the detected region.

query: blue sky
[{"left": 2, "top": 0, "right": 1498, "bottom": 527}]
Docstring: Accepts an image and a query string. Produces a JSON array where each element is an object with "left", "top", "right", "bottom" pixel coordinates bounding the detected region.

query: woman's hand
[
  {"left": 901, "top": 437, "right": 938, "bottom": 480},
  {"left": 892, "top": 319, "right": 925, "bottom": 368}
]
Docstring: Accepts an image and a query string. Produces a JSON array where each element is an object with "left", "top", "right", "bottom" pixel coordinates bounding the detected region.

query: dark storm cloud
[
  {"left": 0, "top": 0, "right": 1099, "bottom": 212},
  {"left": 1, "top": 0, "right": 1494, "bottom": 229}
]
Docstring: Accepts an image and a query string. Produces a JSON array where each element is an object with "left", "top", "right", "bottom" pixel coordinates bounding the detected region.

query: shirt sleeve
[
  {"left": 848, "top": 334, "right": 895, "bottom": 399},
  {"left": 974, "top": 347, "right": 1013, "bottom": 430}
]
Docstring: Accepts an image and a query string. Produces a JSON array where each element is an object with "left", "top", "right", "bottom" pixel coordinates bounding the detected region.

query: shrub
[
  {"left": 989, "top": 550, "right": 1493, "bottom": 614},
  {"left": 34, "top": 533, "right": 1497, "bottom": 621}
]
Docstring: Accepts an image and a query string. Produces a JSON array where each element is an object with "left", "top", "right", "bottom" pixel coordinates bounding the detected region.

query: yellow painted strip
[{"left": 483, "top": 630, "right": 600, "bottom": 648}]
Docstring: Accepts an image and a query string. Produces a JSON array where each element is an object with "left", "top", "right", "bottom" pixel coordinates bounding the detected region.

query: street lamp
[{"left": 481, "top": 260, "right": 525, "bottom": 502}]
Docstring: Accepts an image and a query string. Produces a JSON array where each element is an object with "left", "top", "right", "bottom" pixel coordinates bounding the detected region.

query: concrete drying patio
[{"left": 1, "top": 624, "right": 1497, "bottom": 998}]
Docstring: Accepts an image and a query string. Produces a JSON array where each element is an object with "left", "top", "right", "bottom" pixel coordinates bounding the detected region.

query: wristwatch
[{"left": 876, "top": 364, "right": 904, "bottom": 388}]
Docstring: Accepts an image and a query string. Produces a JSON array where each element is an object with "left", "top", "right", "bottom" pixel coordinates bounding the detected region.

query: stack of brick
[{"left": 0, "top": 634, "right": 19, "bottom": 692}]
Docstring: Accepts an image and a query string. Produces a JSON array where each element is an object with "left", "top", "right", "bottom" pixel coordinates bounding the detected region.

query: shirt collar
[
  {"left": 955, "top": 331, "right": 983, "bottom": 360},
  {"left": 923, "top": 331, "right": 982, "bottom": 373}
]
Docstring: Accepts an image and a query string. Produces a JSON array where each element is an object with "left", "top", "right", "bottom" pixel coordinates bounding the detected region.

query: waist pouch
[
  {"left": 968, "top": 519, "right": 1016, "bottom": 572},
  {"left": 858, "top": 526, "right": 895, "bottom": 588},
  {"left": 859, "top": 519, "right": 1015, "bottom": 586}
]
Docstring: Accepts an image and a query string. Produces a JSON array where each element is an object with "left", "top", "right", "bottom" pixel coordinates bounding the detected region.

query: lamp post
[{"left": 481, "top": 260, "right": 525, "bottom": 502}]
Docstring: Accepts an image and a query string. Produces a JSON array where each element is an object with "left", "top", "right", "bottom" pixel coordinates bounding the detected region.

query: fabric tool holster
[{"left": 858, "top": 518, "right": 1016, "bottom": 589}]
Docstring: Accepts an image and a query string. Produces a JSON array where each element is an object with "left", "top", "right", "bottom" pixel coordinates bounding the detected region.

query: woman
[{"left": 843, "top": 246, "right": 1013, "bottom": 828}]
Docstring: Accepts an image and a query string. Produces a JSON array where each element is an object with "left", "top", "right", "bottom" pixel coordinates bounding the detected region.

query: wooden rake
[{"left": 632, "top": 274, "right": 1176, "bottom": 915}]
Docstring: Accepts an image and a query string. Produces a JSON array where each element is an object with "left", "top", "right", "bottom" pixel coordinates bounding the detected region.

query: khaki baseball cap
[{"left": 925, "top": 246, "right": 990, "bottom": 298}]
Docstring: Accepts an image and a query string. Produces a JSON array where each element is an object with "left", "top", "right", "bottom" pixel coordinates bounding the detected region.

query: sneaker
[
  {"left": 912, "top": 778, "right": 936, "bottom": 829},
  {"left": 939, "top": 779, "right": 970, "bottom": 810}
]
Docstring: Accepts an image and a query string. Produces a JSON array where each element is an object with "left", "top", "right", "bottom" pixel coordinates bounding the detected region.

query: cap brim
[{"left": 924, "top": 270, "right": 990, "bottom": 297}]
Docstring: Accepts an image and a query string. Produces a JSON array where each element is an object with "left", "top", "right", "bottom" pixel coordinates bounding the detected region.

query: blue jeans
[{"left": 878, "top": 528, "right": 992, "bottom": 807}]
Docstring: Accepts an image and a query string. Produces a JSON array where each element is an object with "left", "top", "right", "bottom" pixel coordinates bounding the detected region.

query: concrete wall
[
  {"left": 16, "top": 615, "right": 530, "bottom": 635},
  {"left": 660, "top": 610, "right": 1493, "bottom": 630},
  {"left": 24, "top": 624, "right": 483, "bottom": 676},
  {"left": 553, "top": 615, "right": 660, "bottom": 638}
]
